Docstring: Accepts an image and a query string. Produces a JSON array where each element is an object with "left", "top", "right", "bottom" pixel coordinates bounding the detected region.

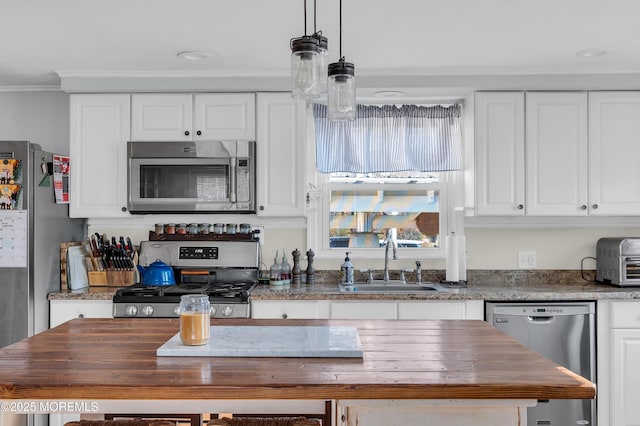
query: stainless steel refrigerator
[{"left": 0, "top": 141, "right": 85, "bottom": 349}]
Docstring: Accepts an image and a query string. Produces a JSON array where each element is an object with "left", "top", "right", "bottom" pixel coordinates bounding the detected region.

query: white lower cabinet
[
  {"left": 337, "top": 400, "right": 527, "bottom": 426},
  {"left": 609, "top": 301, "right": 640, "bottom": 426},
  {"left": 398, "top": 300, "right": 484, "bottom": 320},
  {"left": 251, "top": 300, "right": 330, "bottom": 319},
  {"left": 330, "top": 301, "right": 397, "bottom": 319},
  {"left": 251, "top": 300, "right": 483, "bottom": 320},
  {"left": 49, "top": 300, "right": 113, "bottom": 328},
  {"left": 331, "top": 300, "right": 483, "bottom": 320}
]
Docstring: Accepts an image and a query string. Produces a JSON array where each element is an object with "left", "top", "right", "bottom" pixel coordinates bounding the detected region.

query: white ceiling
[{"left": 2, "top": 0, "right": 640, "bottom": 91}]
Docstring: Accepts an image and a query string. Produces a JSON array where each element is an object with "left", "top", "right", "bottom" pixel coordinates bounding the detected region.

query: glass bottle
[
  {"left": 269, "top": 250, "right": 283, "bottom": 285},
  {"left": 280, "top": 249, "right": 291, "bottom": 285}
]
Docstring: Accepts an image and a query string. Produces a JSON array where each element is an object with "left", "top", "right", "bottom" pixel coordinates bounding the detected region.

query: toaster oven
[{"left": 596, "top": 237, "right": 640, "bottom": 286}]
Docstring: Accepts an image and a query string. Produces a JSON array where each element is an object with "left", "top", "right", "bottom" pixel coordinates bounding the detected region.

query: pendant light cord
[
  {"left": 339, "top": 0, "right": 343, "bottom": 60},
  {"left": 313, "top": 0, "right": 317, "bottom": 33},
  {"left": 304, "top": 0, "right": 308, "bottom": 35}
]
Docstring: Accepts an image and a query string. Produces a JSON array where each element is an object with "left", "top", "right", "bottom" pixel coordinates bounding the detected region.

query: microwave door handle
[{"left": 229, "top": 158, "right": 237, "bottom": 203}]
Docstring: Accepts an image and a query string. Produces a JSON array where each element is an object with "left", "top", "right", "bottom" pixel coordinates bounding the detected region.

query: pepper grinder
[
  {"left": 291, "top": 248, "right": 302, "bottom": 285},
  {"left": 305, "top": 249, "right": 315, "bottom": 284}
]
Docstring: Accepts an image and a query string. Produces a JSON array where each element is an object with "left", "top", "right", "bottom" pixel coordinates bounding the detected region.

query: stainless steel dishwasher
[{"left": 485, "top": 301, "right": 596, "bottom": 426}]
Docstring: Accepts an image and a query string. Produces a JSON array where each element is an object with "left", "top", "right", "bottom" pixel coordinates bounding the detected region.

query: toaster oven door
[{"left": 623, "top": 256, "right": 640, "bottom": 282}]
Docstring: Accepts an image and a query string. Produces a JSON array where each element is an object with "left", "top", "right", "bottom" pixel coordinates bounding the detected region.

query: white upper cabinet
[
  {"left": 131, "top": 94, "right": 192, "bottom": 140},
  {"left": 255, "top": 92, "right": 306, "bottom": 217},
  {"left": 131, "top": 93, "right": 256, "bottom": 141},
  {"left": 474, "top": 92, "right": 525, "bottom": 215},
  {"left": 525, "top": 92, "right": 588, "bottom": 215},
  {"left": 475, "top": 90, "right": 640, "bottom": 217},
  {"left": 69, "top": 94, "right": 131, "bottom": 218},
  {"left": 589, "top": 91, "right": 640, "bottom": 215}
]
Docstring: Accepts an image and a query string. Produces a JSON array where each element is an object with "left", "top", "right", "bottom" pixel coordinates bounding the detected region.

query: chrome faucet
[{"left": 383, "top": 229, "right": 398, "bottom": 281}]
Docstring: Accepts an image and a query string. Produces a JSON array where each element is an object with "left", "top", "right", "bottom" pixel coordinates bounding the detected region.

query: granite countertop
[{"left": 48, "top": 270, "right": 640, "bottom": 301}]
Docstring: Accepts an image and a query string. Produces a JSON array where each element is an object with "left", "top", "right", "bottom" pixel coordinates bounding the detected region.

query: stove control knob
[
  {"left": 141, "top": 305, "right": 154, "bottom": 316},
  {"left": 210, "top": 306, "right": 217, "bottom": 317},
  {"left": 125, "top": 305, "right": 138, "bottom": 317},
  {"left": 222, "top": 306, "right": 233, "bottom": 317}
]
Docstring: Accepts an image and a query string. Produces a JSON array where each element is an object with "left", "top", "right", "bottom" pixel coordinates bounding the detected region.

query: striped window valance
[{"left": 313, "top": 103, "right": 462, "bottom": 174}]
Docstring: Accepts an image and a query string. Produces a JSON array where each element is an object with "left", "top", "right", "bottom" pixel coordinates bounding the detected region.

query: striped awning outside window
[{"left": 313, "top": 103, "right": 462, "bottom": 174}]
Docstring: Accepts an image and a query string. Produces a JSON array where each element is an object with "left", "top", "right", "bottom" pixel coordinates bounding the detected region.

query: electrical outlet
[
  {"left": 252, "top": 226, "right": 265, "bottom": 245},
  {"left": 518, "top": 251, "right": 537, "bottom": 269}
]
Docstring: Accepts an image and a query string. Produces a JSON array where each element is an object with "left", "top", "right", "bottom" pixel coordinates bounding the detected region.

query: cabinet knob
[
  {"left": 78, "top": 314, "right": 84, "bottom": 318},
  {"left": 517, "top": 204, "right": 524, "bottom": 210},
  {"left": 259, "top": 205, "right": 264, "bottom": 211},
  {"left": 281, "top": 313, "right": 288, "bottom": 319},
  {"left": 592, "top": 204, "right": 599, "bottom": 209},
  {"left": 121, "top": 206, "right": 127, "bottom": 212},
  {"left": 184, "top": 130, "right": 190, "bottom": 136},
  {"left": 196, "top": 130, "right": 202, "bottom": 136},
  {"left": 580, "top": 205, "right": 587, "bottom": 210}
]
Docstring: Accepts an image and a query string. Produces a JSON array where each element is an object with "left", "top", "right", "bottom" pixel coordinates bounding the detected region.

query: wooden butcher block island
[{"left": 0, "top": 318, "right": 595, "bottom": 426}]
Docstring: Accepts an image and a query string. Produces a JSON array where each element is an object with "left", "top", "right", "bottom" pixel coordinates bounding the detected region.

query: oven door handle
[
  {"left": 624, "top": 257, "right": 640, "bottom": 263},
  {"left": 229, "top": 157, "right": 237, "bottom": 203}
]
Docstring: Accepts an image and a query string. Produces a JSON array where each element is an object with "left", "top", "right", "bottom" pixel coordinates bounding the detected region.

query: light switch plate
[{"left": 518, "top": 251, "right": 537, "bottom": 269}]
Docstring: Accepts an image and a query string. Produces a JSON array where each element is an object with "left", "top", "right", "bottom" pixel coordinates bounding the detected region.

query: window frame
[
  {"left": 306, "top": 176, "right": 451, "bottom": 261},
  {"left": 304, "top": 102, "right": 464, "bottom": 261}
]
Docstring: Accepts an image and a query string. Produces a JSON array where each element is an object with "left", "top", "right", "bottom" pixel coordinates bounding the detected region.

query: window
[{"left": 306, "top": 103, "right": 463, "bottom": 260}]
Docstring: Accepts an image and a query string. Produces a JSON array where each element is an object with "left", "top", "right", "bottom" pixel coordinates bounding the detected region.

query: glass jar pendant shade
[
  {"left": 312, "top": 34, "right": 328, "bottom": 96},
  {"left": 291, "top": 36, "right": 320, "bottom": 100},
  {"left": 327, "top": 58, "right": 356, "bottom": 121}
]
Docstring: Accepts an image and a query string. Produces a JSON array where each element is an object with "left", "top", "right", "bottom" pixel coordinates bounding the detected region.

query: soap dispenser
[{"left": 341, "top": 252, "right": 354, "bottom": 284}]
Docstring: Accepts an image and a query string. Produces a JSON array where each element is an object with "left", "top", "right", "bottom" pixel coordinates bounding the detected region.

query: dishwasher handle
[{"left": 527, "top": 316, "right": 555, "bottom": 324}]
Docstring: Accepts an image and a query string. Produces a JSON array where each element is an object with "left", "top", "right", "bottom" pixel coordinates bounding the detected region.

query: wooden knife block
[{"left": 89, "top": 270, "right": 136, "bottom": 287}]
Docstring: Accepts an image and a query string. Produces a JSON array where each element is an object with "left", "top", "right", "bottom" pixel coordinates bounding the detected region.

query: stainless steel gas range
[{"left": 113, "top": 240, "right": 260, "bottom": 318}]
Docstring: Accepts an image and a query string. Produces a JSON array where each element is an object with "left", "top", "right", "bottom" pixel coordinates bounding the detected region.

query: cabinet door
[
  {"left": 256, "top": 93, "right": 306, "bottom": 216},
  {"left": 398, "top": 300, "right": 482, "bottom": 320},
  {"left": 194, "top": 93, "right": 255, "bottom": 140},
  {"left": 251, "top": 300, "right": 328, "bottom": 319},
  {"left": 589, "top": 91, "right": 640, "bottom": 215},
  {"left": 525, "top": 92, "right": 588, "bottom": 215},
  {"left": 131, "top": 93, "right": 192, "bottom": 141},
  {"left": 330, "top": 301, "right": 397, "bottom": 319},
  {"left": 69, "top": 94, "right": 131, "bottom": 217},
  {"left": 49, "top": 300, "right": 113, "bottom": 328},
  {"left": 611, "top": 329, "right": 640, "bottom": 426},
  {"left": 474, "top": 92, "right": 525, "bottom": 215}
]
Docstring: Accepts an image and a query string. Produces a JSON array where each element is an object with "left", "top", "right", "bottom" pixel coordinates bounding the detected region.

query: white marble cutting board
[{"left": 156, "top": 325, "right": 363, "bottom": 358}]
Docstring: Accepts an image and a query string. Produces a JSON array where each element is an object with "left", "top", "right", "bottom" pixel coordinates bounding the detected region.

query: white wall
[{"left": 0, "top": 91, "right": 70, "bottom": 154}]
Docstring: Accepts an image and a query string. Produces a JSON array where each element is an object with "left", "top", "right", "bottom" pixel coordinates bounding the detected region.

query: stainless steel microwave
[{"left": 127, "top": 140, "right": 256, "bottom": 214}]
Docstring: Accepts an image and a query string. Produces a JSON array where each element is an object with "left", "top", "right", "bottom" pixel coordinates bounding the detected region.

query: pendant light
[
  {"left": 327, "top": 0, "right": 356, "bottom": 121},
  {"left": 290, "top": 0, "right": 320, "bottom": 100}
]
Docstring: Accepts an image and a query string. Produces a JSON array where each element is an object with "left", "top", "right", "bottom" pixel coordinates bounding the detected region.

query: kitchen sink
[{"left": 338, "top": 281, "right": 453, "bottom": 293}]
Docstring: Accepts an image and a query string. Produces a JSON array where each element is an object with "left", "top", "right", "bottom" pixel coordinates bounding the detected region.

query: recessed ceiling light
[
  {"left": 372, "top": 90, "right": 405, "bottom": 97},
  {"left": 576, "top": 48, "right": 607, "bottom": 58},
  {"left": 176, "top": 51, "right": 215, "bottom": 61}
]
